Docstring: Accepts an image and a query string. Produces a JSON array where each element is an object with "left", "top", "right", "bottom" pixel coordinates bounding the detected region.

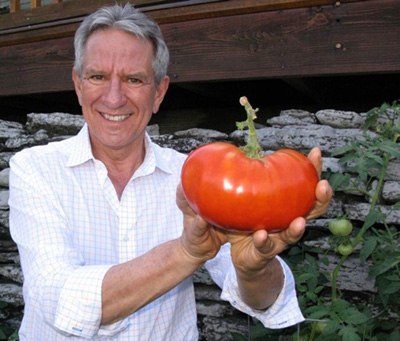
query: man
[{"left": 9, "top": 4, "right": 332, "bottom": 340}]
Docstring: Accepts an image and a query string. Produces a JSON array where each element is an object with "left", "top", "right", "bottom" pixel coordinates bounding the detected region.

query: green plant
[
  {"left": 0, "top": 301, "right": 19, "bottom": 340},
  {"left": 232, "top": 101, "right": 400, "bottom": 340}
]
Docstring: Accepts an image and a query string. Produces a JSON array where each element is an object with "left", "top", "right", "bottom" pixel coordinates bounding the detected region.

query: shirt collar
[
  {"left": 66, "top": 124, "right": 94, "bottom": 167},
  {"left": 66, "top": 124, "right": 173, "bottom": 175}
]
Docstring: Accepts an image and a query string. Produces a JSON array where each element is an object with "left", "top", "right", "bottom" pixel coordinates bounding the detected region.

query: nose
[{"left": 102, "top": 77, "right": 127, "bottom": 109}]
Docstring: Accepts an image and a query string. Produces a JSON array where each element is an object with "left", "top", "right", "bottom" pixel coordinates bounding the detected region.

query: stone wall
[{"left": 0, "top": 109, "right": 399, "bottom": 339}]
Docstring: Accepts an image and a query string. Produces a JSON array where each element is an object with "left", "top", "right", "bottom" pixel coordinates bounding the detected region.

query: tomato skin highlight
[{"left": 181, "top": 142, "right": 319, "bottom": 232}]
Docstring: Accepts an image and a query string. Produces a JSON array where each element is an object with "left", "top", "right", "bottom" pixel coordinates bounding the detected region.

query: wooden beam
[
  {"left": 31, "top": 0, "right": 42, "bottom": 9},
  {"left": 0, "top": 0, "right": 398, "bottom": 96},
  {"left": 164, "top": 0, "right": 400, "bottom": 82},
  {"left": 0, "top": 0, "right": 164, "bottom": 32},
  {"left": 10, "top": 0, "right": 20, "bottom": 13},
  {"left": 0, "top": 0, "right": 361, "bottom": 33}
]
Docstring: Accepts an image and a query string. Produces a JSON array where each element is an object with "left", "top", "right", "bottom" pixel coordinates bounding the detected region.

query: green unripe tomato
[
  {"left": 328, "top": 217, "right": 353, "bottom": 236},
  {"left": 314, "top": 321, "right": 327, "bottom": 334},
  {"left": 337, "top": 242, "right": 353, "bottom": 256}
]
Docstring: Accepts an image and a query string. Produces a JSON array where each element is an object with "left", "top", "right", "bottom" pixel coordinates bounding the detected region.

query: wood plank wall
[{"left": 0, "top": 0, "right": 399, "bottom": 96}]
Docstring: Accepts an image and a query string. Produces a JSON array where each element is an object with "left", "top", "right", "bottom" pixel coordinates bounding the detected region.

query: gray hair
[{"left": 73, "top": 3, "right": 169, "bottom": 84}]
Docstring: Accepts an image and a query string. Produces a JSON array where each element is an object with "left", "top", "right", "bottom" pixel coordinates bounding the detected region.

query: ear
[
  {"left": 152, "top": 76, "right": 170, "bottom": 114},
  {"left": 72, "top": 69, "right": 83, "bottom": 106}
]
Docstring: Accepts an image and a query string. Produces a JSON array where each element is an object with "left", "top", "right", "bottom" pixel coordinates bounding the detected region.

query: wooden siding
[{"left": 0, "top": 0, "right": 399, "bottom": 96}]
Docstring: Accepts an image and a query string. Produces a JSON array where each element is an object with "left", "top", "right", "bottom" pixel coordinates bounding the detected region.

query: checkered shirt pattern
[{"left": 9, "top": 124, "right": 304, "bottom": 340}]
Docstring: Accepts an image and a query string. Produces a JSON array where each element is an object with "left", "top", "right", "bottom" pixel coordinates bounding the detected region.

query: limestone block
[
  {"left": 0, "top": 121, "right": 25, "bottom": 143},
  {"left": 0, "top": 283, "right": 23, "bottom": 306},
  {"left": 319, "top": 255, "right": 375, "bottom": 292},
  {"left": 200, "top": 316, "right": 248, "bottom": 341},
  {"left": 267, "top": 109, "right": 316, "bottom": 126},
  {"left": 26, "top": 112, "right": 85, "bottom": 136},
  {"left": 0, "top": 264, "right": 23, "bottom": 283},
  {"left": 382, "top": 181, "right": 400, "bottom": 203},
  {"left": 194, "top": 267, "right": 214, "bottom": 285},
  {"left": 0, "top": 190, "right": 9, "bottom": 210},
  {"left": 344, "top": 202, "right": 400, "bottom": 225},
  {"left": 0, "top": 252, "right": 19, "bottom": 264},
  {"left": 316, "top": 109, "right": 364, "bottom": 128},
  {"left": 0, "top": 209, "right": 9, "bottom": 229},
  {"left": 174, "top": 128, "right": 228, "bottom": 140},
  {"left": 5, "top": 129, "right": 49, "bottom": 151},
  {"left": 196, "top": 301, "right": 236, "bottom": 318},
  {"left": 0, "top": 168, "right": 9, "bottom": 188},
  {"left": 194, "top": 284, "right": 222, "bottom": 301},
  {"left": 0, "top": 152, "right": 15, "bottom": 170}
]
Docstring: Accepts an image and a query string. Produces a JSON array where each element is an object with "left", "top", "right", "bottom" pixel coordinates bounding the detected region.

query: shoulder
[
  {"left": 10, "top": 137, "right": 75, "bottom": 171},
  {"left": 150, "top": 140, "right": 187, "bottom": 170}
]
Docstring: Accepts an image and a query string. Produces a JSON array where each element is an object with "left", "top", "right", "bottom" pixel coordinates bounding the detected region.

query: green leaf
[
  {"left": 331, "top": 300, "right": 351, "bottom": 313},
  {"left": 288, "top": 246, "right": 302, "bottom": 255},
  {"left": 338, "top": 325, "right": 361, "bottom": 341},
  {"left": 380, "top": 281, "right": 400, "bottom": 295},
  {"left": 364, "top": 210, "right": 382, "bottom": 230},
  {"left": 360, "top": 237, "right": 377, "bottom": 263},
  {"left": 332, "top": 144, "right": 357, "bottom": 157},
  {"left": 389, "top": 330, "right": 400, "bottom": 341},
  {"left": 369, "top": 257, "right": 399, "bottom": 278},
  {"left": 376, "top": 140, "right": 400, "bottom": 158},
  {"left": 323, "top": 320, "right": 340, "bottom": 335},
  {"left": 327, "top": 173, "right": 351, "bottom": 191},
  {"left": 297, "top": 273, "right": 315, "bottom": 283},
  {"left": 342, "top": 307, "right": 369, "bottom": 325}
]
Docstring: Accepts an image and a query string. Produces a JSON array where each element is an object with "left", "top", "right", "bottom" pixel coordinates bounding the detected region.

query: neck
[{"left": 92, "top": 138, "right": 146, "bottom": 200}]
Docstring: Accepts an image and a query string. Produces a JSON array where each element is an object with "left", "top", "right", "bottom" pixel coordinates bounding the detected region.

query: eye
[
  {"left": 127, "top": 77, "right": 142, "bottom": 85},
  {"left": 88, "top": 75, "right": 105, "bottom": 84},
  {"left": 83, "top": 74, "right": 106, "bottom": 85}
]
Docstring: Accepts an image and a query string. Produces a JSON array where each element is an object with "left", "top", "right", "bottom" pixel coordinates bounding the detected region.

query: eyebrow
[{"left": 84, "top": 68, "right": 150, "bottom": 80}]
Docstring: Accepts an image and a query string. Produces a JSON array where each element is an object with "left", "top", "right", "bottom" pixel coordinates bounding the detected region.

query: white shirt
[{"left": 9, "top": 124, "right": 304, "bottom": 340}]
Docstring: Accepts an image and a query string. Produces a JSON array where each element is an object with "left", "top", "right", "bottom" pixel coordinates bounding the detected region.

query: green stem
[
  {"left": 331, "top": 139, "right": 394, "bottom": 301},
  {"left": 237, "top": 96, "right": 264, "bottom": 160}
]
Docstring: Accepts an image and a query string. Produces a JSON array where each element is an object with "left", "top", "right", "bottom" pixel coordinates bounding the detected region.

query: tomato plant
[
  {"left": 181, "top": 97, "right": 319, "bottom": 232},
  {"left": 328, "top": 217, "right": 353, "bottom": 236}
]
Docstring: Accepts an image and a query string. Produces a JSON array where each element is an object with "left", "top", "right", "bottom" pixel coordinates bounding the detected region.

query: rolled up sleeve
[
  {"left": 54, "top": 265, "right": 129, "bottom": 337},
  {"left": 206, "top": 244, "right": 304, "bottom": 329}
]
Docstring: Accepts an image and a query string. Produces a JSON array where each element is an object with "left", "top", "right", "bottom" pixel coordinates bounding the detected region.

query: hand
[
  {"left": 228, "top": 147, "right": 333, "bottom": 273},
  {"left": 176, "top": 183, "right": 227, "bottom": 264}
]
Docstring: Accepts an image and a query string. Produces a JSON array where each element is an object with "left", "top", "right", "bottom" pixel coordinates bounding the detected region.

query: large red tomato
[{"left": 181, "top": 142, "right": 319, "bottom": 232}]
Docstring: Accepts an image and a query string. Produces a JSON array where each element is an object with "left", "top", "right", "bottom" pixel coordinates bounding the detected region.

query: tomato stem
[{"left": 238, "top": 96, "right": 264, "bottom": 160}]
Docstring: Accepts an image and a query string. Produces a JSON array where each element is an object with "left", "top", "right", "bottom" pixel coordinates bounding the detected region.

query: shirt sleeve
[
  {"left": 205, "top": 243, "right": 305, "bottom": 329},
  {"left": 8, "top": 151, "right": 128, "bottom": 337}
]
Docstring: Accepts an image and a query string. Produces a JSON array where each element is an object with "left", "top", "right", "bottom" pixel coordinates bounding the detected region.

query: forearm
[
  {"left": 101, "top": 237, "right": 202, "bottom": 325},
  {"left": 235, "top": 257, "right": 284, "bottom": 310}
]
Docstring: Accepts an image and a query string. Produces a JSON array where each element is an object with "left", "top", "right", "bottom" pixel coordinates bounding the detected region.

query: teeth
[{"left": 102, "top": 113, "right": 130, "bottom": 122}]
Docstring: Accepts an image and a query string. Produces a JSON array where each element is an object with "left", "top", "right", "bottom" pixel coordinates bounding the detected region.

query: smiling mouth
[{"left": 101, "top": 112, "right": 130, "bottom": 122}]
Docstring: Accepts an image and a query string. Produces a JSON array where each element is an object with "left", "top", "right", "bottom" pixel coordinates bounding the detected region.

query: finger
[
  {"left": 281, "top": 217, "right": 306, "bottom": 244},
  {"left": 252, "top": 229, "right": 269, "bottom": 250},
  {"left": 307, "top": 147, "right": 322, "bottom": 177},
  {"left": 254, "top": 218, "right": 305, "bottom": 256},
  {"left": 306, "top": 180, "right": 333, "bottom": 220},
  {"left": 191, "top": 215, "right": 210, "bottom": 236},
  {"left": 176, "top": 183, "right": 196, "bottom": 216}
]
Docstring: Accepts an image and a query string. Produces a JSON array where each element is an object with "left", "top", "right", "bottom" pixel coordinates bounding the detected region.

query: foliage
[
  {"left": 233, "top": 101, "right": 400, "bottom": 340},
  {"left": 0, "top": 301, "right": 18, "bottom": 340}
]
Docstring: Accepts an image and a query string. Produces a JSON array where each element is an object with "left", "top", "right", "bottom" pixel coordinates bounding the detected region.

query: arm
[
  {"left": 228, "top": 147, "right": 333, "bottom": 311},
  {"left": 179, "top": 147, "right": 332, "bottom": 315},
  {"left": 9, "top": 150, "right": 226, "bottom": 336}
]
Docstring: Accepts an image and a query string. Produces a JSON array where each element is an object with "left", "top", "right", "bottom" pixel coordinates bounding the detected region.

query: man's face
[{"left": 72, "top": 28, "right": 169, "bottom": 156}]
